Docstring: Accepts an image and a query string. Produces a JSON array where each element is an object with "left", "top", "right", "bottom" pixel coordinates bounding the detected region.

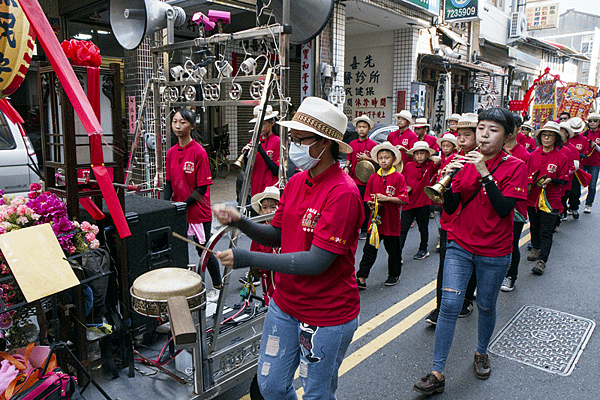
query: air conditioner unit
[{"left": 509, "top": 12, "right": 527, "bottom": 40}]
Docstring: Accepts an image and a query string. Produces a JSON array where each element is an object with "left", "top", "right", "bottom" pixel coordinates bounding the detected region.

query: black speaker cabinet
[{"left": 80, "top": 194, "right": 189, "bottom": 338}]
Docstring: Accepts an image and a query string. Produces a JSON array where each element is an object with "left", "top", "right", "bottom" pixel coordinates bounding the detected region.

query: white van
[{"left": 0, "top": 112, "right": 39, "bottom": 197}]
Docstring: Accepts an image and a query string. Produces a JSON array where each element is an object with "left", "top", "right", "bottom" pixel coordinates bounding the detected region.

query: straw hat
[
  {"left": 570, "top": 117, "right": 586, "bottom": 134},
  {"left": 436, "top": 132, "right": 458, "bottom": 148},
  {"left": 251, "top": 185, "right": 280, "bottom": 213},
  {"left": 586, "top": 112, "right": 600, "bottom": 121},
  {"left": 456, "top": 113, "right": 478, "bottom": 128},
  {"left": 407, "top": 140, "right": 436, "bottom": 156},
  {"left": 558, "top": 121, "right": 573, "bottom": 141},
  {"left": 536, "top": 121, "right": 561, "bottom": 138},
  {"left": 412, "top": 117, "right": 430, "bottom": 128},
  {"left": 278, "top": 97, "right": 352, "bottom": 153},
  {"left": 249, "top": 104, "right": 279, "bottom": 123},
  {"left": 352, "top": 114, "right": 374, "bottom": 130},
  {"left": 371, "top": 141, "right": 402, "bottom": 166},
  {"left": 392, "top": 110, "right": 415, "bottom": 125},
  {"left": 447, "top": 113, "right": 461, "bottom": 122}
]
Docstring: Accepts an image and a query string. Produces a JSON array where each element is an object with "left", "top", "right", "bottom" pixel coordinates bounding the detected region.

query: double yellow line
[{"left": 240, "top": 183, "right": 594, "bottom": 399}]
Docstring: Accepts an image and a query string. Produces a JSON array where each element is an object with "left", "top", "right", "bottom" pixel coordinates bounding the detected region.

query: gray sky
[{"left": 552, "top": 0, "right": 600, "bottom": 16}]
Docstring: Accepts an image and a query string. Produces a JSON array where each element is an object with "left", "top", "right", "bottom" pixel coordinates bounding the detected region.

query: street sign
[{"left": 444, "top": 0, "right": 480, "bottom": 23}]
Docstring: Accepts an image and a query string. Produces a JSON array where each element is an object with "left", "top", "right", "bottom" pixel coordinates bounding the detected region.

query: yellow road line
[{"left": 295, "top": 299, "right": 437, "bottom": 398}]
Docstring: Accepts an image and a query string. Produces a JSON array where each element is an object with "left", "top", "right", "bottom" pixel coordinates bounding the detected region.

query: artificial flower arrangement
[{"left": 0, "top": 183, "right": 99, "bottom": 349}]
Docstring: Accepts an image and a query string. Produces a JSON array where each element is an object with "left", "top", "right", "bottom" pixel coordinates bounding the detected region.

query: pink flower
[
  {"left": 89, "top": 239, "right": 100, "bottom": 250},
  {"left": 29, "top": 183, "right": 41, "bottom": 191},
  {"left": 16, "top": 205, "right": 30, "bottom": 216},
  {"left": 85, "top": 232, "right": 95, "bottom": 242},
  {"left": 11, "top": 197, "right": 25, "bottom": 206},
  {"left": 16, "top": 216, "right": 28, "bottom": 225},
  {"left": 0, "top": 311, "right": 15, "bottom": 329},
  {"left": 81, "top": 221, "right": 92, "bottom": 232},
  {"left": 91, "top": 225, "right": 99, "bottom": 235},
  {"left": 0, "top": 227, "right": 5, "bottom": 235}
]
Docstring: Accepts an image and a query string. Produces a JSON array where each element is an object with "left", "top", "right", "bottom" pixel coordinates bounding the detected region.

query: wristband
[{"left": 482, "top": 174, "right": 494, "bottom": 185}]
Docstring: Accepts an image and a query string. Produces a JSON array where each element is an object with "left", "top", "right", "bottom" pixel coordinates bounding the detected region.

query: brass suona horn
[
  {"left": 425, "top": 146, "right": 479, "bottom": 204},
  {"left": 110, "top": 0, "right": 186, "bottom": 50},
  {"left": 233, "top": 149, "right": 249, "bottom": 170}
]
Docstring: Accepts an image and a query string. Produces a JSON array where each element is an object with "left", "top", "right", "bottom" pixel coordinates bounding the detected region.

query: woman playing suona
[
  {"left": 413, "top": 108, "right": 527, "bottom": 395},
  {"left": 164, "top": 108, "right": 222, "bottom": 302},
  {"left": 213, "top": 97, "right": 363, "bottom": 400}
]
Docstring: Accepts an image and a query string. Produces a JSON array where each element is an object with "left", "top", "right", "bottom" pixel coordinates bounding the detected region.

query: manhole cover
[{"left": 488, "top": 305, "right": 595, "bottom": 376}]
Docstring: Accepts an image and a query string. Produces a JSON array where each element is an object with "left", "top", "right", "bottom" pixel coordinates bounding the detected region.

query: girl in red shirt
[
  {"left": 526, "top": 121, "right": 569, "bottom": 275},
  {"left": 400, "top": 141, "right": 439, "bottom": 262},
  {"left": 165, "top": 109, "right": 221, "bottom": 302},
  {"left": 414, "top": 108, "right": 527, "bottom": 395}
]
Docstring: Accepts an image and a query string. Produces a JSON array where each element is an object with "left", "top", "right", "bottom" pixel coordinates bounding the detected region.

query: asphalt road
[{"left": 85, "top": 186, "right": 599, "bottom": 400}]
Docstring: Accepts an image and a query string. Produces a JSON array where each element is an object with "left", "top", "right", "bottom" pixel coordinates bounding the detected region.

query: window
[
  {"left": 488, "top": 0, "right": 504, "bottom": 10},
  {"left": 581, "top": 35, "right": 594, "bottom": 56}
]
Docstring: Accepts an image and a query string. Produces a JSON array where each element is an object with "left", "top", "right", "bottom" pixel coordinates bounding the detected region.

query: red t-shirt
[
  {"left": 402, "top": 160, "right": 437, "bottom": 210},
  {"left": 166, "top": 140, "right": 212, "bottom": 223},
  {"left": 517, "top": 132, "right": 537, "bottom": 151},
  {"left": 388, "top": 128, "right": 418, "bottom": 166},
  {"left": 450, "top": 152, "right": 527, "bottom": 257},
  {"left": 582, "top": 129, "right": 600, "bottom": 166},
  {"left": 364, "top": 168, "right": 408, "bottom": 236},
  {"left": 560, "top": 144, "right": 579, "bottom": 191},
  {"left": 270, "top": 164, "right": 362, "bottom": 326},
  {"left": 439, "top": 152, "right": 458, "bottom": 230},
  {"left": 250, "top": 133, "right": 280, "bottom": 196},
  {"left": 505, "top": 143, "right": 531, "bottom": 221},
  {"left": 250, "top": 240, "right": 279, "bottom": 304},
  {"left": 527, "top": 147, "right": 569, "bottom": 211},
  {"left": 346, "top": 138, "right": 377, "bottom": 187},
  {"left": 569, "top": 134, "right": 591, "bottom": 159},
  {"left": 443, "top": 130, "right": 458, "bottom": 137},
  {"left": 420, "top": 134, "right": 440, "bottom": 153}
]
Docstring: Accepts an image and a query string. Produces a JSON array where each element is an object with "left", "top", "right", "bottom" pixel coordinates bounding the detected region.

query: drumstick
[
  {"left": 172, "top": 232, "right": 217, "bottom": 254},
  {"left": 134, "top": 350, "right": 188, "bottom": 385}
]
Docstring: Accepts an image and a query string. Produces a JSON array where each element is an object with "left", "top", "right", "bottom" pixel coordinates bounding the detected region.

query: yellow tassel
[
  {"left": 537, "top": 186, "right": 553, "bottom": 213},
  {"left": 369, "top": 198, "right": 381, "bottom": 249}
]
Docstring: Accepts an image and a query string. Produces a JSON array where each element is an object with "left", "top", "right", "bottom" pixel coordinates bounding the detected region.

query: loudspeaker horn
[
  {"left": 268, "top": 0, "right": 335, "bottom": 45},
  {"left": 110, "top": 0, "right": 186, "bottom": 50}
]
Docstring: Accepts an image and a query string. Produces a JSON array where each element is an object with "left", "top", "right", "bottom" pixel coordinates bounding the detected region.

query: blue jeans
[
  {"left": 583, "top": 165, "right": 600, "bottom": 206},
  {"left": 256, "top": 301, "right": 358, "bottom": 400},
  {"left": 432, "top": 241, "right": 510, "bottom": 374}
]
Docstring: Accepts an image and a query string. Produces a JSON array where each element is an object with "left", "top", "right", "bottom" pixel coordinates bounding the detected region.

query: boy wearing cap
[
  {"left": 242, "top": 105, "right": 281, "bottom": 196},
  {"left": 344, "top": 115, "right": 378, "bottom": 239},
  {"left": 444, "top": 114, "right": 461, "bottom": 136},
  {"left": 413, "top": 118, "right": 440, "bottom": 153},
  {"left": 356, "top": 141, "right": 409, "bottom": 288},
  {"left": 389, "top": 110, "right": 419, "bottom": 167},
  {"left": 582, "top": 113, "right": 600, "bottom": 213},
  {"left": 240, "top": 186, "right": 281, "bottom": 302},
  {"left": 566, "top": 117, "right": 590, "bottom": 218},
  {"left": 400, "top": 141, "right": 439, "bottom": 261},
  {"left": 517, "top": 121, "right": 537, "bottom": 152}
]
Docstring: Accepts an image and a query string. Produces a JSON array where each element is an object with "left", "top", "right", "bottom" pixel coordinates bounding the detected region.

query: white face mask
[{"left": 289, "top": 141, "right": 325, "bottom": 171}]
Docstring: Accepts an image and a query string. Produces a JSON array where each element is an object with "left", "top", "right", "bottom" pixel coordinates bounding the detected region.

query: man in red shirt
[
  {"left": 582, "top": 112, "right": 600, "bottom": 213},
  {"left": 388, "top": 110, "right": 418, "bottom": 166},
  {"left": 516, "top": 121, "right": 537, "bottom": 152},
  {"left": 344, "top": 115, "right": 378, "bottom": 239},
  {"left": 243, "top": 105, "right": 280, "bottom": 197},
  {"left": 413, "top": 117, "right": 440, "bottom": 153}
]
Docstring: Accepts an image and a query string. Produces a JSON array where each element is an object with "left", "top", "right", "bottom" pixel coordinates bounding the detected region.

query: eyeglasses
[
  {"left": 289, "top": 135, "right": 320, "bottom": 147},
  {"left": 589, "top": 119, "right": 600, "bottom": 123},
  {"left": 540, "top": 133, "right": 556, "bottom": 138},
  {"left": 559, "top": 117, "right": 569, "bottom": 121}
]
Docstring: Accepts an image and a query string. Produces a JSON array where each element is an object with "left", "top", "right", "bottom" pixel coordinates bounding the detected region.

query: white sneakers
[{"left": 584, "top": 205, "right": 592, "bottom": 214}]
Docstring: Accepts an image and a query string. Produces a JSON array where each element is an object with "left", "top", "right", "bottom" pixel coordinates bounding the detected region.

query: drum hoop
[{"left": 130, "top": 285, "right": 206, "bottom": 318}]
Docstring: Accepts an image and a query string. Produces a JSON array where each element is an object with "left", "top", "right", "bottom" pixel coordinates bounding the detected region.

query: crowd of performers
[{"left": 163, "top": 97, "right": 600, "bottom": 398}]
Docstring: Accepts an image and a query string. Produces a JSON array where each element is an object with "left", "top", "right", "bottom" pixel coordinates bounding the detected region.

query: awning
[
  {"left": 420, "top": 54, "right": 499, "bottom": 74},
  {"left": 526, "top": 37, "right": 590, "bottom": 62},
  {"left": 437, "top": 25, "right": 468, "bottom": 47}
]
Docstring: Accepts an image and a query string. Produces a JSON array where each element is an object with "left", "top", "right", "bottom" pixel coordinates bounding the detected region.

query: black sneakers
[
  {"left": 384, "top": 276, "right": 400, "bottom": 286},
  {"left": 356, "top": 278, "right": 367, "bottom": 290},
  {"left": 459, "top": 300, "right": 473, "bottom": 318},
  {"left": 425, "top": 308, "right": 439, "bottom": 325},
  {"left": 413, "top": 373, "right": 445, "bottom": 395},
  {"left": 413, "top": 250, "right": 430, "bottom": 260}
]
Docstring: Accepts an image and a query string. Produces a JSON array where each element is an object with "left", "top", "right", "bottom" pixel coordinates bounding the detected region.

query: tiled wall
[
  {"left": 332, "top": 2, "right": 346, "bottom": 110},
  {"left": 393, "top": 29, "right": 420, "bottom": 116}
]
